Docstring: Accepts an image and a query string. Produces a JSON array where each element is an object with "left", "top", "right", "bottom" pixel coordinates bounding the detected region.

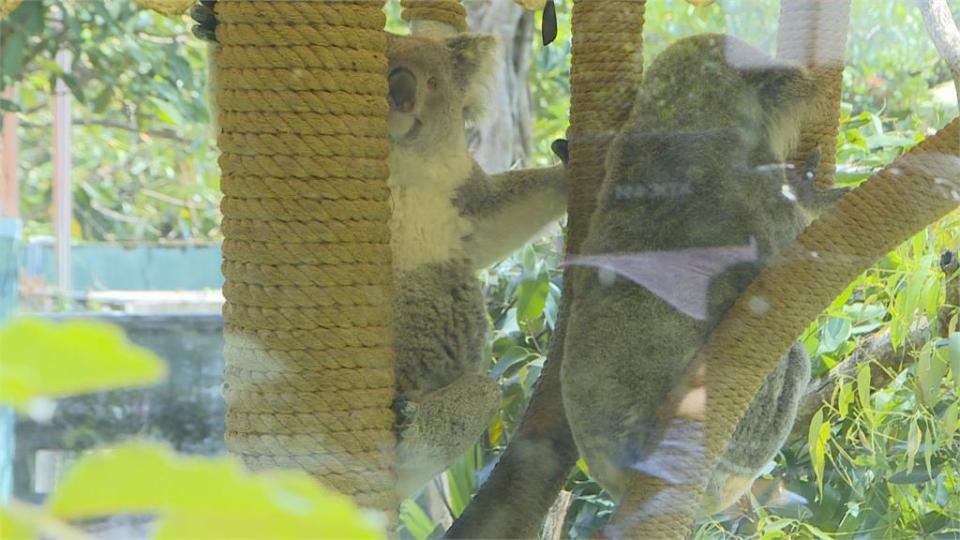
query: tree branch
[
  {"left": 918, "top": 0, "right": 960, "bottom": 108},
  {"left": 789, "top": 323, "right": 931, "bottom": 440},
  {"left": 19, "top": 118, "right": 192, "bottom": 144},
  {"left": 789, "top": 248, "right": 959, "bottom": 441}
]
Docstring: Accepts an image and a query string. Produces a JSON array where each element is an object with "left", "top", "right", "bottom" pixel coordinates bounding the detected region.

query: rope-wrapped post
[
  {"left": 566, "top": 0, "right": 648, "bottom": 533},
  {"left": 777, "top": 0, "right": 851, "bottom": 189},
  {"left": 400, "top": 0, "right": 467, "bottom": 37},
  {"left": 0, "top": 0, "right": 23, "bottom": 18},
  {"left": 619, "top": 119, "right": 960, "bottom": 537},
  {"left": 214, "top": 0, "right": 398, "bottom": 515},
  {"left": 568, "top": 0, "right": 645, "bottom": 251}
]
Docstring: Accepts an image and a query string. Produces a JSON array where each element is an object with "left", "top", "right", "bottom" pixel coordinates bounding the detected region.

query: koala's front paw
[
  {"left": 190, "top": 1, "right": 218, "bottom": 43},
  {"left": 393, "top": 398, "right": 419, "bottom": 435}
]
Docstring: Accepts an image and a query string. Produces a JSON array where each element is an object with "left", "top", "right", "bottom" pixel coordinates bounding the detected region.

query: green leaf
[
  {"left": 892, "top": 267, "right": 927, "bottom": 347},
  {"left": 48, "top": 442, "right": 383, "bottom": 539},
  {"left": 817, "top": 317, "right": 852, "bottom": 355},
  {"left": 445, "top": 450, "right": 478, "bottom": 517},
  {"left": 0, "top": 30, "right": 26, "bottom": 83},
  {"left": 801, "top": 523, "right": 836, "bottom": 540},
  {"left": 400, "top": 501, "right": 436, "bottom": 540},
  {"left": 905, "top": 419, "right": 921, "bottom": 474},
  {"left": 491, "top": 346, "right": 535, "bottom": 380},
  {"left": 837, "top": 380, "right": 854, "bottom": 419},
  {"left": 0, "top": 506, "right": 36, "bottom": 540},
  {"left": 808, "top": 409, "right": 829, "bottom": 497},
  {"left": 916, "top": 342, "right": 947, "bottom": 407},
  {"left": 950, "top": 332, "right": 960, "bottom": 392},
  {"left": 857, "top": 363, "right": 873, "bottom": 425},
  {"left": 0, "top": 318, "right": 167, "bottom": 414},
  {"left": 0, "top": 97, "right": 21, "bottom": 112},
  {"left": 150, "top": 96, "right": 184, "bottom": 125},
  {"left": 921, "top": 274, "right": 941, "bottom": 328},
  {"left": 943, "top": 401, "right": 958, "bottom": 449},
  {"left": 515, "top": 272, "right": 549, "bottom": 326}
]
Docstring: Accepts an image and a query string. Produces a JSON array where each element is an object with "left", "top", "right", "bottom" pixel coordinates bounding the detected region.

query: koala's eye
[
  {"left": 427, "top": 76, "right": 438, "bottom": 91},
  {"left": 389, "top": 68, "right": 417, "bottom": 113}
]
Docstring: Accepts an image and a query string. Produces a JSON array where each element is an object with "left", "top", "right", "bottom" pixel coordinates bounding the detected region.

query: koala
[
  {"left": 385, "top": 33, "right": 568, "bottom": 496},
  {"left": 561, "top": 34, "right": 838, "bottom": 516},
  {"left": 191, "top": 4, "right": 568, "bottom": 498}
]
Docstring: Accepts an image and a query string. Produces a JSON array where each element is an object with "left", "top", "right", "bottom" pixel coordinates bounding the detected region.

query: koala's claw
[
  {"left": 940, "top": 249, "right": 958, "bottom": 273},
  {"left": 190, "top": 2, "right": 218, "bottom": 43},
  {"left": 393, "top": 398, "right": 419, "bottom": 433},
  {"left": 551, "top": 138, "right": 569, "bottom": 164}
]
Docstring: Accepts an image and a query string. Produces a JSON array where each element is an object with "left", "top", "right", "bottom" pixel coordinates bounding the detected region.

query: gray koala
[
  {"left": 561, "top": 34, "right": 838, "bottom": 516},
  {"left": 191, "top": 4, "right": 568, "bottom": 498},
  {"left": 386, "top": 33, "right": 567, "bottom": 497}
]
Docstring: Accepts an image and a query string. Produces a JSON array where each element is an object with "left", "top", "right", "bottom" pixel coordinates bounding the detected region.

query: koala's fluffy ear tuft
[
  {"left": 446, "top": 34, "right": 500, "bottom": 121},
  {"left": 741, "top": 62, "right": 817, "bottom": 159}
]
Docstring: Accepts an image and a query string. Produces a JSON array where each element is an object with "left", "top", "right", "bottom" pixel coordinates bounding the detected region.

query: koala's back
[{"left": 562, "top": 34, "right": 813, "bottom": 499}]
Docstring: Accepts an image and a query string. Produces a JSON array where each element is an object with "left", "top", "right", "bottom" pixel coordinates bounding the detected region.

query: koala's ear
[
  {"left": 446, "top": 34, "right": 500, "bottom": 121},
  {"left": 741, "top": 63, "right": 817, "bottom": 158}
]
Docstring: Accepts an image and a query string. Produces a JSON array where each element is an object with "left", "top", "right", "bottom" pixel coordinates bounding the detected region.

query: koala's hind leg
[
  {"left": 395, "top": 372, "right": 500, "bottom": 498},
  {"left": 700, "top": 343, "right": 811, "bottom": 515}
]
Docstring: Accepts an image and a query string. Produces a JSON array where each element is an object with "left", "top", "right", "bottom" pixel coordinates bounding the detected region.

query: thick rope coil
[
  {"left": 133, "top": 0, "right": 193, "bottom": 16},
  {"left": 567, "top": 1, "right": 645, "bottom": 248},
  {"left": 564, "top": 0, "right": 647, "bottom": 536},
  {"left": 777, "top": 0, "right": 852, "bottom": 189},
  {"left": 215, "top": 0, "right": 397, "bottom": 517},
  {"left": 400, "top": 0, "right": 468, "bottom": 33},
  {"left": 0, "top": 0, "right": 22, "bottom": 18},
  {"left": 617, "top": 119, "right": 960, "bottom": 537}
]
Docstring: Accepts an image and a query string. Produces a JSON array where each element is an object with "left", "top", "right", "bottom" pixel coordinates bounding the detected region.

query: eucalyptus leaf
[
  {"left": 48, "top": 442, "right": 382, "bottom": 539},
  {"left": 818, "top": 317, "right": 852, "bottom": 355},
  {"left": 0, "top": 318, "right": 167, "bottom": 413},
  {"left": 950, "top": 332, "right": 960, "bottom": 392},
  {"left": 515, "top": 271, "right": 549, "bottom": 325}
]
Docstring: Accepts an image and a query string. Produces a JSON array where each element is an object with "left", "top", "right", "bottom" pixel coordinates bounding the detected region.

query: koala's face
[{"left": 386, "top": 34, "right": 497, "bottom": 151}]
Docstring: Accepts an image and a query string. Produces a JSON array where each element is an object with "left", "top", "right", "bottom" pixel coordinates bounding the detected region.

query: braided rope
[
  {"left": 618, "top": 119, "right": 960, "bottom": 537},
  {"left": 0, "top": 0, "right": 22, "bottom": 18},
  {"left": 132, "top": 0, "right": 193, "bottom": 16},
  {"left": 568, "top": 0, "right": 645, "bottom": 253},
  {"left": 400, "top": 0, "right": 468, "bottom": 33},
  {"left": 215, "top": 0, "right": 397, "bottom": 516},
  {"left": 566, "top": 2, "right": 646, "bottom": 535},
  {"left": 777, "top": 0, "right": 851, "bottom": 189}
]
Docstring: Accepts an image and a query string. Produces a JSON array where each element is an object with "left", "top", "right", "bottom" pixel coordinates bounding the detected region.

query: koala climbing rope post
[
  {"left": 445, "top": 2, "right": 648, "bottom": 538},
  {"left": 213, "top": 0, "right": 398, "bottom": 517},
  {"left": 777, "top": 0, "right": 852, "bottom": 190},
  {"left": 611, "top": 123, "right": 960, "bottom": 537}
]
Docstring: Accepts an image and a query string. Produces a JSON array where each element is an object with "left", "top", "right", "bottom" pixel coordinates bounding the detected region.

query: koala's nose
[{"left": 389, "top": 68, "right": 417, "bottom": 113}]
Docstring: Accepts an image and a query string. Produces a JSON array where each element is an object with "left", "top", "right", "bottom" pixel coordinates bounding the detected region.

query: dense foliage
[
  {"left": 1, "top": 0, "right": 217, "bottom": 241},
  {"left": 2, "top": 0, "right": 959, "bottom": 538}
]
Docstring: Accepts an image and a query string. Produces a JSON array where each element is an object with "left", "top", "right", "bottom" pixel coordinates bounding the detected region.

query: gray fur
[
  {"left": 456, "top": 163, "right": 568, "bottom": 269},
  {"left": 561, "top": 34, "right": 817, "bottom": 513},
  {"left": 387, "top": 33, "right": 567, "bottom": 497},
  {"left": 394, "top": 261, "right": 487, "bottom": 399}
]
